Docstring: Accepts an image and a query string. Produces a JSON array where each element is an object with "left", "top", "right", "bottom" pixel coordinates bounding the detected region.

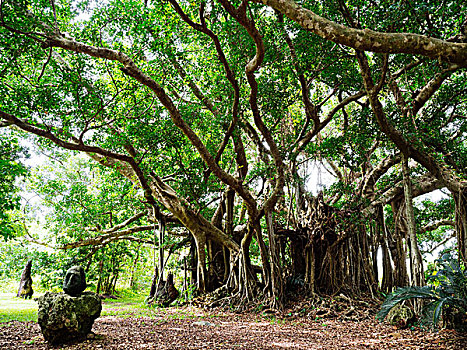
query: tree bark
[
  {"left": 253, "top": 0, "right": 467, "bottom": 65},
  {"left": 158, "top": 214, "right": 165, "bottom": 284},
  {"left": 402, "top": 154, "right": 424, "bottom": 287},
  {"left": 454, "top": 191, "right": 467, "bottom": 265},
  {"left": 266, "top": 211, "right": 284, "bottom": 309},
  {"left": 389, "top": 200, "right": 410, "bottom": 288}
]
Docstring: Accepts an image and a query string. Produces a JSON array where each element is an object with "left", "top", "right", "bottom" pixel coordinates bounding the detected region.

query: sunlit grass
[
  {"left": 101, "top": 293, "right": 154, "bottom": 318},
  {"left": 0, "top": 293, "right": 38, "bottom": 323},
  {"left": 0, "top": 289, "right": 204, "bottom": 323},
  {"left": 100, "top": 293, "right": 195, "bottom": 319},
  {"left": 0, "top": 279, "right": 21, "bottom": 293}
]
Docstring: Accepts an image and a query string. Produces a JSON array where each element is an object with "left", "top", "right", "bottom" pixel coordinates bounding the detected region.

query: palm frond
[
  {"left": 378, "top": 253, "right": 467, "bottom": 329},
  {"left": 432, "top": 299, "right": 445, "bottom": 327},
  {"left": 377, "top": 286, "right": 435, "bottom": 321}
]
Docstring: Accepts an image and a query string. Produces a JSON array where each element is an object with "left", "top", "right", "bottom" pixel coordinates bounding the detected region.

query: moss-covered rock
[
  {"left": 386, "top": 304, "right": 415, "bottom": 329},
  {"left": 36, "top": 291, "right": 101, "bottom": 344}
]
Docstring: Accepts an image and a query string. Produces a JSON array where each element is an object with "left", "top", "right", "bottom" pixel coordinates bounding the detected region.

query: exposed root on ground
[{"left": 187, "top": 286, "right": 380, "bottom": 322}]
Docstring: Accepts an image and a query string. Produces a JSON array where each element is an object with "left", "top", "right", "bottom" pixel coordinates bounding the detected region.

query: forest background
[{"left": 0, "top": 0, "right": 466, "bottom": 314}]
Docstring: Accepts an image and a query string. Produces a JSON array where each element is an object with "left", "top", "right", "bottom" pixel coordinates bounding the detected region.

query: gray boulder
[{"left": 36, "top": 291, "right": 102, "bottom": 344}]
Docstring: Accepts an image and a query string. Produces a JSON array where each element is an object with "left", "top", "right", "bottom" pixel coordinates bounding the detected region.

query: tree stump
[
  {"left": 17, "top": 260, "right": 33, "bottom": 299},
  {"left": 148, "top": 273, "right": 180, "bottom": 307}
]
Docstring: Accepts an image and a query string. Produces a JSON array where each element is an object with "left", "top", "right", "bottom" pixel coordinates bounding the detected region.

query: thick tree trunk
[
  {"left": 252, "top": 219, "right": 271, "bottom": 292},
  {"left": 194, "top": 234, "right": 207, "bottom": 293},
  {"left": 266, "top": 211, "right": 284, "bottom": 309},
  {"left": 454, "top": 190, "right": 467, "bottom": 265},
  {"left": 236, "top": 223, "right": 258, "bottom": 301},
  {"left": 358, "top": 225, "right": 377, "bottom": 297},
  {"left": 206, "top": 239, "right": 224, "bottom": 291},
  {"left": 402, "top": 154, "right": 424, "bottom": 287},
  {"left": 380, "top": 236, "right": 393, "bottom": 293},
  {"left": 389, "top": 201, "right": 410, "bottom": 287},
  {"left": 189, "top": 236, "right": 197, "bottom": 286},
  {"left": 304, "top": 246, "right": 315, "bottom": 294},
  {"left": 370, "top": 223, "right": 379, "bottom": 288},
  {"left": 207, "top": 188, "right": 235, "bottom": 290},
  {"left": 158, "top": 216, "right": 165, "bottom": 284},
  {"left": 295, "top": 193, "right": 378, "bottom": 296},
  {"left": 223, "top": 188, "right": 235, "bottom": 282}
]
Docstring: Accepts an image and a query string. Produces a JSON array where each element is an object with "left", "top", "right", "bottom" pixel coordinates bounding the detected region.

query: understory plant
[{"left": 377, "top": 254, "right": 467, "bottom": 329}]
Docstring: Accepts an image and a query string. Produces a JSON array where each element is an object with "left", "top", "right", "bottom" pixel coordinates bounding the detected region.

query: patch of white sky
[
  {"left": 71, "top": 0, "right": 104, "bottom": 23},
  {"left": 302, "top": 159, "right": 337, "bottom": 195}
]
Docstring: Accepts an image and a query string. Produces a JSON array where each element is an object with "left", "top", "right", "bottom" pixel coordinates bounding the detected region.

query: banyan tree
[{"left": 1, "top": 0, "right": 466, "bottom": 308}]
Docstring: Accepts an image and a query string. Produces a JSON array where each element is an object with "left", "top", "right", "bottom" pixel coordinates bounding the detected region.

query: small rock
[{"left": 193, "top": 320, "right": 216, "bottom": 326}]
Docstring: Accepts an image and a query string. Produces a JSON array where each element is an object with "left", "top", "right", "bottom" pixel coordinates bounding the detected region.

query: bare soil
[{"left": 1, "top": 306, "right": 466, "bottom": 350}]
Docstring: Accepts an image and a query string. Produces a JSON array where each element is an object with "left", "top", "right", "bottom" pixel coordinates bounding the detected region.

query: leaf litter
[{"left": 1, "top": 305, "right": 466, "bottom": 349}]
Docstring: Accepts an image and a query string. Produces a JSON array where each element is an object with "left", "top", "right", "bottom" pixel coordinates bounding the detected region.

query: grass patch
[
  {"left": 101, "top": 294, "right": 163, "bottom": 319},
  {"left": 0, "top": 293, "right": 38, "bottom": 323},
  {"left": 0, "top": 292, "right": 153, "bottom": 323},
  {"left": 0, "top": 291, "right": 200, "bottom": 323}
]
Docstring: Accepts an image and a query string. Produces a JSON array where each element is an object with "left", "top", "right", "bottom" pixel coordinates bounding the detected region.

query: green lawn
[
  {"left": 0, "top": 292, "right": 169, "bottom": 323},
  {"left": 100, "top": 293, "right": 156, "bottom": 318},
  {"left": 0, "top": 293, "right": 38, "bottom": 322}
]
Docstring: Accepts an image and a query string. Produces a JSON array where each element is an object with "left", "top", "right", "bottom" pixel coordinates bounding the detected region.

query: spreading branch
[
  {"left": 253, "top": 0, "right": 467, "bottom": 65},
  {"left": 420, "top": 220, "right": 455, "bottom": 234}
]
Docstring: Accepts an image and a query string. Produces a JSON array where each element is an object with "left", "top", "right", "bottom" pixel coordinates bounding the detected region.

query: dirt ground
[{"left": 1, "top": 307, "right": 466, "bottom": 350}]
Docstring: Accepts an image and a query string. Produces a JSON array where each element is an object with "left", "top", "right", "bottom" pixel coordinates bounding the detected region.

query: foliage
[
  {"left": 377, "top": 254, "right": 467, "bottom": 329},
  {"left": 0, "top": 131, "right": 28, "bottom": 239},
  {"left": 0, "top": 0, "right": 466, "bottom": 302},
  {"left": 22, "top": 153, "right": 155, "bottom": 290},
  {"left": 416, "top": 197, "right": 456, "bottom": 255},
  {"left": 0, "top": 239, "right": 73, "bottom": 291}
]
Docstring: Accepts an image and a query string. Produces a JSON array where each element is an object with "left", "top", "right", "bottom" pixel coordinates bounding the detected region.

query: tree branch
[
  {"left": 253, "top": 0, "right": 467, "bottom": 65},
  {"left": 355, "top": 51, "right": 467, "bottom": 193},
  {"left": 412, "top": 64, "right": 459, "bottom": 115},
  {"left": 365, "top": 174, "right": 442, "bottom": 215},
  {"left": 168, "top": 0, "right": 241, "bottom": 171},
  {"left": 420, "top": 220, "right": 455, "bottom": 234},
  {"left": 61, "top": 225, "right": 154, "bottom": 249},
  {"left": 219, "top": 0, "right": 285, "bottom": 213},
  {"left": 362, "top": 152, "right": 402, "bottom": 197}
]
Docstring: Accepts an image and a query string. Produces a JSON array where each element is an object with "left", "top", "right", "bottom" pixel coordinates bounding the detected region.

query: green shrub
[{"left": 377, "top": 253, "right": 467, "bottom": 329}]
